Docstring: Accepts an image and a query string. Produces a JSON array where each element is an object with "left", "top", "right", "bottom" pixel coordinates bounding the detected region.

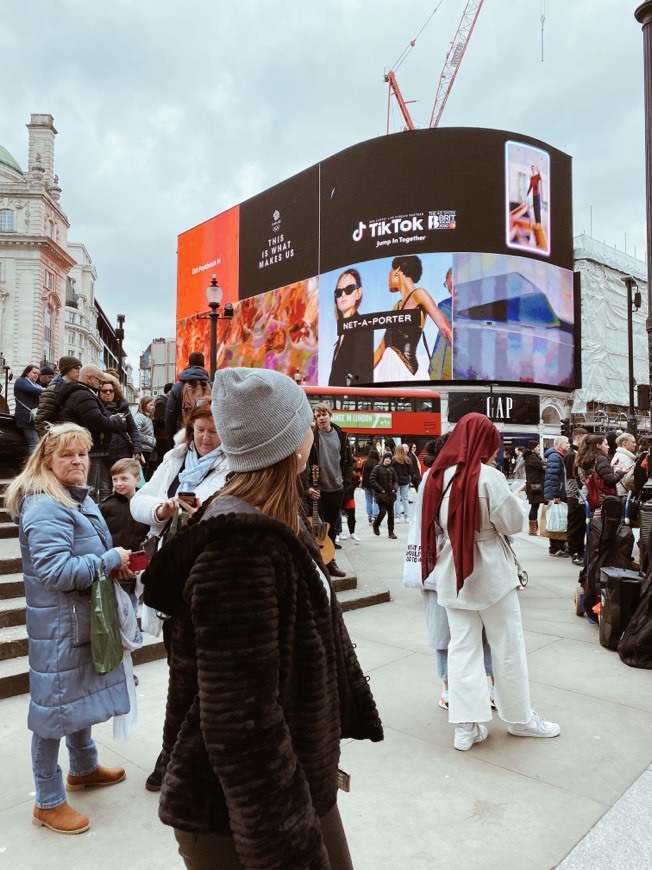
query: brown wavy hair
[{"left": 217, "top": 453, "right": 300, "bottom": 534}]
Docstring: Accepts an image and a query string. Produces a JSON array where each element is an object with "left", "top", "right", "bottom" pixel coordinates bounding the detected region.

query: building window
[
  {"left": 44, "top": 306, "right": 53, "bottom": 362},
  {"left": 48, "top": 220, "right": 55, "bottom": 238},
  {"left": 0, "top": 209, "right": 15, "bottom": 232},
  {"left": 45, "top": 270, "right": 55, "bottom": 292}
]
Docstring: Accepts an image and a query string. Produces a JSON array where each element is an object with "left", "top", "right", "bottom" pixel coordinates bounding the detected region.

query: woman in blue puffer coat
[{"left": 5, "top": 423, "right": 132, "bottom": 836}]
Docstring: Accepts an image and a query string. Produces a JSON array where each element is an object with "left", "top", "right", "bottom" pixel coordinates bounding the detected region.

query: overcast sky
[{"left": 0, "top": 0, "right": 648, "bottom": 371}]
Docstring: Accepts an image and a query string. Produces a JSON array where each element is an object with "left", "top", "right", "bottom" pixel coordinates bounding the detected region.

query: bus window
[
  {"left": 415, "top": 399, "right": 433, "bottom": 412},
  {"left": 357, "top": 399, "right": 372, "bottom": 411},
  {"left": 392, "top": 399, "right": 413, "bottom": 412},
  {"left": 341, "top": 397, "right": 356, "bottom": 410},
  {"left": 372, "top": 399, "right": 389, "bottom": 411}
]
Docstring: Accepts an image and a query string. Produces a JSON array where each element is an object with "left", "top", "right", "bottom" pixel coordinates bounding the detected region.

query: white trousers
[{"left": 446, "top": 588, "right": 531, "bottom": 725}]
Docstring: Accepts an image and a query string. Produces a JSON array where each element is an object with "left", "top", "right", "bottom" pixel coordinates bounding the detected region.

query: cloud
[{"left": 1, "top": 0, "right": 648, "bottom": 370}]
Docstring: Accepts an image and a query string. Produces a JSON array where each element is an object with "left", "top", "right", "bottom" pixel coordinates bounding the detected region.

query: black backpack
[{"left": 618, "top": 572, "right": 652, "bottom": 669}]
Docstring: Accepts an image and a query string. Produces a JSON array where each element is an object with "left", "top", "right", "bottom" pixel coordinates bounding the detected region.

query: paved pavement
[{"left": 1, "top": 491, "right": 651, "bottom": 869}]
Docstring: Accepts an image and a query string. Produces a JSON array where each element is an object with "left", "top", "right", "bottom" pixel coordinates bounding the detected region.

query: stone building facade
[{"left": 0, "top": 114, "right": 134, "bottom": 408}]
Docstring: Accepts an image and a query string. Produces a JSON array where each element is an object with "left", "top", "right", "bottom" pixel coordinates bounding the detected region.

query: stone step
[
  {"left": 331, "top": 576, "right": 357, "bottom": 593},
  {"left": 337, "top": 588, "right": 391, "bottom": 612},
  {"left": 0, "top": 596, "right": 24, "bottom": 628},
  {"left": 0, "top": 557, "right": 22, "bottom": 576},
  {"left": 0, "top": 522, "right": 17, "bottom": 539},
  {"left": 0, "top": 634, "right": 167, "bottom": 700},
  {"left": 0, "top": 624, "right": 26, "bottom": 661},
  {"left": 0, "top": 573, "right": 23, "bottom": 599},
  {"left": 0, "top": 509, "right": 11, "bottom": 523}
]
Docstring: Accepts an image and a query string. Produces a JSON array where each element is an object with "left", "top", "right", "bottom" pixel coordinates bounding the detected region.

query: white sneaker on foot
[
  {"left": 454, "top": 722, "right": 488, "bottom": 751},
  {"left": 508, "top": 710, "right": 560, "bottom": 738},
  {"left": 338, "top": 532, "right": 348, "bottom": 541},
  {"left": 350, "top": 533, "right": 360, "bottom": 542},
  {"left": 438, "top": 687, "right": 449, "bottom": 710}
]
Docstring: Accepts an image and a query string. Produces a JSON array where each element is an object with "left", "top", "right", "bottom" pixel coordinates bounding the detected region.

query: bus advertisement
[{"left": 301, "top": 385, "right": 441, "bottom": 458}]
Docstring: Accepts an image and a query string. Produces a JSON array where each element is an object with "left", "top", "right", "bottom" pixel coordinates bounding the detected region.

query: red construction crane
[{"left": 385, "top": 0, "right": 485, "bottom": 133}]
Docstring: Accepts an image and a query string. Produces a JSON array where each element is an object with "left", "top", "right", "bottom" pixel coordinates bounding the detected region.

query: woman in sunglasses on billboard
[
  {"left": 374, "top": 255, "right": 453, "bottom": 381},
  {"left": 328, "top": 268, "right": 374, "bottom": 387}
]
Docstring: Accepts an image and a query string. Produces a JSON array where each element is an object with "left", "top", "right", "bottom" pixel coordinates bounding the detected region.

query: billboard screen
[{"left": 177, "top": 127, "right": 574, "bottom": 389}]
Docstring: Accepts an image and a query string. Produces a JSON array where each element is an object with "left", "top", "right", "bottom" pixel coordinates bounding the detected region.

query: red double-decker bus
[{"left": 302, "top": 385, "right": 441, "bottom": 458}]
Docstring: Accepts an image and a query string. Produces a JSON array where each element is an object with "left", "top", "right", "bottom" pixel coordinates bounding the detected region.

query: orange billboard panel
[{"left": 176, "top": 206, "right": 240, "bottom": 321}]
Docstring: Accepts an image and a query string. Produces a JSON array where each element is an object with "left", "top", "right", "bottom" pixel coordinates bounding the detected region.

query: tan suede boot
[
  {"left": 66, "top": 765, "right": 126, "bottom": 791},
  {"left": 32, "top": 802, "right": 90, "bottom": 834},
  {"left": 529, "top": 520, "right": 539, "bottom": 536}
]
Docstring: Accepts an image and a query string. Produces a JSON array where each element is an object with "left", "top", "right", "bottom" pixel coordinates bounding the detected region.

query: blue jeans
[
  {"left": 18, "top": 425, "right": 40, "bottom": 454},
  {"left": 364, "top": 488, "right": 378, "bottom": 520},
  {"left": 31, "top": 729, "right": 98, "bottom": 808},
  {"left": 394, "top": 484, "right": 410, "bottom": 519}
]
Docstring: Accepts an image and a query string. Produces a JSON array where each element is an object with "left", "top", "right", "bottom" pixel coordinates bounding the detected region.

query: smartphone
[
  {"left": 128, "top": 550, "right": 149, "bottom": 572},
  {"left": 178, "top": 491, "right": 197, "bottom": 508}
]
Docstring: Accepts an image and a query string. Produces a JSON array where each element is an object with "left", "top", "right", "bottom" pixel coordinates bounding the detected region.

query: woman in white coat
[
  {"left": 131, "top": 400, "right": 229, "bottom": 537},
  {"left": 130, "top": 399, "right": 229, "bottom": 791},
  {"left": 421, "top": 413, "right": 560, "bottom": 751}
]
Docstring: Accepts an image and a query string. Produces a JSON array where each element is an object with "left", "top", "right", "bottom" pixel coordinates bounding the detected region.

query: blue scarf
[{"left": 178, "top": 444, "right": 223, "bottom": 492}]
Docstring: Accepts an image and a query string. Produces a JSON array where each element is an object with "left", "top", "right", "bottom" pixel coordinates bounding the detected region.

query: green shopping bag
[{"left": 90, "top": 561, "right": 123, "bottom": 675}]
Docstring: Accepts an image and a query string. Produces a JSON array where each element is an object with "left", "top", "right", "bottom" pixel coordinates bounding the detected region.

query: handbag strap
[{"left": 436, "top": 474, "right": 455, "bottom": 526}]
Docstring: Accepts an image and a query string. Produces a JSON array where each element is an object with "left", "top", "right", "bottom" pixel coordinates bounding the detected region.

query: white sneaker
[
  {"left": 338, "top": 532, "right": 348, "bottom": 541},
  {"left": 404, "top": 516, "right": 410, "bottom": 523},
  {"left": 335, "top": 535, "right": 341, "bottom": 543},
  {"left": 454, "top": 722, "right": 489, "bottom": 751},
  {"left": 508, "top": 710, "right": 560, "bottom": 738},
  {"left": 350, "top": 533, "right": 360, "bottom": 542}
]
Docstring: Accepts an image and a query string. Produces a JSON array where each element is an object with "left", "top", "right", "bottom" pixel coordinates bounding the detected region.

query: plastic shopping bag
[
  {"left": 90, "top": 561, "right": 123, "bottom": 675},
  {"left": 546, "top": 501, "right": 568, "bottom": 534}
]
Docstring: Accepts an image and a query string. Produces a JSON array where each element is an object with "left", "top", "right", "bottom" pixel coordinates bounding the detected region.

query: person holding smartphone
[
  {"left": 130, "top": 400, "right": 230, "bottom": 791},
  {"left": 143, "top": 369, "right": 383, "bottom": 868},
  {"left": 100, "top": 458, "right": 150, "bottom": 615}
]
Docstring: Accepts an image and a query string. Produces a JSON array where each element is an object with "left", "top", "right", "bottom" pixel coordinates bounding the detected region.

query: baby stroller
[{"left": 575, "top": 495, "right": 634, "bottom": 621}]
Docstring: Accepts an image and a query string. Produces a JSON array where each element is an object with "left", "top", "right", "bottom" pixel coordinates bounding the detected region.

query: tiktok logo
[{"left": 352, "top": 221, "right": 367, "bottom": 242}]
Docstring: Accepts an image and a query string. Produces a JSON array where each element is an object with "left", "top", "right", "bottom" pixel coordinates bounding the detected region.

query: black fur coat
[{"left": 143, "top": 501, "right": 383, "bottom": 869}]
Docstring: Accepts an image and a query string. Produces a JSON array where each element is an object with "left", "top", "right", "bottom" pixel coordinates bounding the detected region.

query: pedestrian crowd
[{"left": 15, "top": 351, "right": 622, "bottom": 868}]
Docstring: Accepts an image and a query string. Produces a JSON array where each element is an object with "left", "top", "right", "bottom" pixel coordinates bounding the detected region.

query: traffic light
[{"left": 560, "top": 419, "right": 571, "bottom": 438}]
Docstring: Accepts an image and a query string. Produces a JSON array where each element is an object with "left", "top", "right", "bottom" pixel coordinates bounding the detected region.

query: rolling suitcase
[{"left": 598, "top": 567, "right": 643, "bottom": 650}]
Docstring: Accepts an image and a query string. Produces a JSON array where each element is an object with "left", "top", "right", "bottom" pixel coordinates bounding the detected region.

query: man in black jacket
[
  {"left": 58, "top": 364, "right": 127, "bottom": 503},
  {"left": 34, "top": 356, "right": 82, "bottom": 437},
  {"left": 306, "top": 402, "right": 354, "bottom": 578},
  {"left": 564, "top": 427, "right": 588, "bottom": 565},
  {"left": 165, "top": 353, "right": 210, "bottom": 449},
  {"left": 370, "top": 452, "right": 399, "bottom": 539},
  {"left": 153, "top": 382, "right": 173, "bottom": 467}
]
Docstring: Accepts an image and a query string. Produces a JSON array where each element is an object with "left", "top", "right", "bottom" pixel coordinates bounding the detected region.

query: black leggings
[
  {"left": 528, "top": 502, "right": 540, "bottom": 522},
  {"left": 174, "top": 804, "right": 354, "bottom": 869}
]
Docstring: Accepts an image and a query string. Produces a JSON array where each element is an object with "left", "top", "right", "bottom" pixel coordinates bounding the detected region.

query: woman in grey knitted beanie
[{"left": 143, "top": 367, "right": 383, "bottom": 869}]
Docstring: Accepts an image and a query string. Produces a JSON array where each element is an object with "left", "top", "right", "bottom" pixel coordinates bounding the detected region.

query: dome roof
[{"left": 0, "top": 144, "right": 23, "bottom": 176}]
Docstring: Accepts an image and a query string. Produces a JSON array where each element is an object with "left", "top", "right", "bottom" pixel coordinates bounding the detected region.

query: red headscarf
[{"left": 421, "top": 413, "right": 501, "bottom": 593}]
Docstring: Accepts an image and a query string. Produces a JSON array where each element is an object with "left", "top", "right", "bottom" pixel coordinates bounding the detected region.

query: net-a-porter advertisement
[{"left": 176, "top": 127, "right": 575, "bottom": 389}]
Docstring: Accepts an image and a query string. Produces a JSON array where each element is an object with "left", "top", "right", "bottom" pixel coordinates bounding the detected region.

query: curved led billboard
[{"left": 177, "top": 127, "right": 574, "bottom": 389}]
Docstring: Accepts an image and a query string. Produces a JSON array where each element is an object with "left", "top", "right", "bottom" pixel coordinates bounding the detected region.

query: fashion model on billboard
[
  {"left": 373, "top": 255, "right": 453, "bottom": 381},
  {"left": 328, "top": 268, "right": 373, "bottom": 386},
  {"left": 428, "top": 266, "right": 454, "bottom": 380},
  {"left": 505, "top": 141, "right": 550, "bottom": 256}
]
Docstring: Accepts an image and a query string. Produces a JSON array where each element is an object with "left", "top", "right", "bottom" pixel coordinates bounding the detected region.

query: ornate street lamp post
[
  {"left": 115, "top": 314, "right": 126, "bottom": 384},
  {"left": 634, "top": 3, "right": 652, "bottom": 392}
]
